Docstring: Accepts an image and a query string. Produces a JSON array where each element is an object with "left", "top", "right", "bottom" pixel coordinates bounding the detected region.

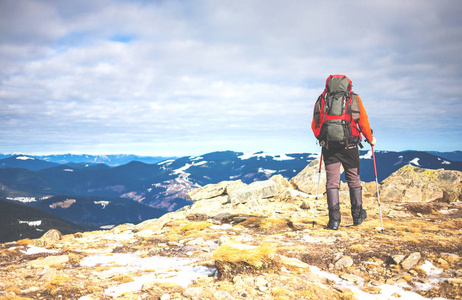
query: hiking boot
[
  {"left": 327, "top": 189, "right": 341, "bottom": 230},
  {"left": 327, "top": 219, "right": 340, "bottom": 230},
  {"left": 353, "top": 209, "right": 367, "bottom": 225},
  {"left": 350, "top": 186, "right": 366, "bottom": 225}
]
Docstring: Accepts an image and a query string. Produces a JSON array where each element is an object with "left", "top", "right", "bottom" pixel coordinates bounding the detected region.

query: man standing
[{"left": 311, "top": 75, "right": 376, "bottom": 230}]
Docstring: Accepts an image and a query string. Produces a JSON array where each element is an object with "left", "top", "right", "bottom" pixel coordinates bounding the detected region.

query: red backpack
[{"left": 313, "top": 75, "right": 361, "bottom": 148}]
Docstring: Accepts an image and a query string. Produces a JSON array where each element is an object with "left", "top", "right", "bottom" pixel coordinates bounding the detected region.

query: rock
[
  {"left": 401, "top": 252, "right": 421, "bottom": 270},
  {"left": 41, "top": 229, "right": 62, "bottom": 241},
  {"left": 29, "top": 255, "right": 69, "bottom": 268},
  {"left": 135, "top": 217, "right": 169, "bottom": 232},
  {"left": 290, "top": 158, "right": 327, "bottom": 195},
  {"left": 335, "top": 256, "right": 354, "bottom": 269},
  {"left": 183, "top": 286, "right": 205, "bottom": 298},
  {"left": 340, "top": 274, "right": 364, "bottom": 284},
  {"left": 187, "top": 181, "right": 239, "bottom": 201},
  {"left": 225, "top": 180, "right": 247, "bottom": 194},
  {"left": 40, "top": 267, "right": 57, "bottom": 283},
  {"left": 34, "top": 229, "right": 62, "bottom": 247},
  {"left": 213, "top": 290, "right": 234, "bottom": 299},
  {"left": 190, "top": 196, "right": 229, "bottom": 215},
  {"left": 229, "top": 180, "right": 278, "bottom": 205},
  {"left": 380, "top": 165, "right": 462, "bottom": 202},
  {"left": 392, "top": 255, "right": 406, "bottom": 265},
  {"left": 255, "top": 276, "right": 269, "bottom": 291},
  {"left": 280, "top": 255, "right": 311, "bottom": 269},
  {"left": 270, "top": 174, "right": 293, "bottom": 194}
]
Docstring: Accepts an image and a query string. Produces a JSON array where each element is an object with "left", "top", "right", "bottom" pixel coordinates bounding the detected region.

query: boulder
[
  {"left": 290, "top": 158, "right": 343, "bottom": 195},
  {"left": 380, "top": 165, "right": 462, "bottom": 203},
  {"left": 334, "top": 256, "right": 354, "bottom": 269},
  {"left": 270, "top": 175, "right": 293, "bottom": 194},
  {"left": 190, "top": 196, "right": 230, "bottom": 216},
  {"left": 229, "top": 180, "right": 278, "bottom": 205},
  {"left": 187, "top": 181, "right": 233, "bottom": 201},
  {"left": 401, "top": 252, "right": 421, "bottom": 270}
]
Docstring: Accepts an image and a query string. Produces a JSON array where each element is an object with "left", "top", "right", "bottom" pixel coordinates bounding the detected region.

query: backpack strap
[{"left": 350, "top": 93, "right": 360, "bottom": 122}]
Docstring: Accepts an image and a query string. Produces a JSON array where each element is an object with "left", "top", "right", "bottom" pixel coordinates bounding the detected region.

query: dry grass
[
  {"left": 213, "top": 243, "right": 276, "bottom": 268},
  {"left": 213, "top": 242, "right": 281, "bottom": 279},
  {"left": 349, "top": 244, "right": 367, "bottom": 253}
]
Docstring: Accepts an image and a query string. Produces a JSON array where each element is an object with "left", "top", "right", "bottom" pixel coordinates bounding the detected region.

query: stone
[
  {"left": 183, "top": 286, "right": 205, "bottom": 298},
  {"left": 187, "top": 181, "right": 238, "bottom": 201},
  {"left": 380, "top": 165, "right": 462, "bottom": 202},
  {"left": 280, "top": 255, "right": 310, "bottom": 269},
  {"left": 335, "top": 256, "right": 354, "bottom": 269},
  {"left": 270, "top": 174, "right": 293, "bottom": 194},
  {"left": 41, "top": 229, "right": 62, "bottom": 241},
  {"left": 40, "top": 267, "right": 57, "bottom": 284},
  {"left": 229, "top": 180, "right": 278, "bottom": 205},
  {"left": 29, "top": 255, "right": 69, "bottom": 268},
  {"left": 255, "top": 276, "right": 269, "bottom": 291},
  {"left": 225, "top": 180, "right": 247, "bottom": 194},
  {"left": 340, "top": 274, "right": 364, "bottom": 284},
  {"left": 135, "top": 217, "right": 169, "bottom": 232},
  {"left": 401, "top": 252, "right": 421, "bottom": 270},
  {"left": 213, "top": 290, "right": 234, "bottom": 299},
  {"left": 392, "top": 255, "right": 406, "bottom": 265},
  {"left": 190, "top": 196, "right": 229, "bottom": 215},
  {"left": 290, "top": 158, "right": 345, "bottom": 195}
]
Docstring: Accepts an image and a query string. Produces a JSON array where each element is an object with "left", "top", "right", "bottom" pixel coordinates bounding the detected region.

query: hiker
[{"left": 311, "top": 75, "right": 376, "bottom": 230}]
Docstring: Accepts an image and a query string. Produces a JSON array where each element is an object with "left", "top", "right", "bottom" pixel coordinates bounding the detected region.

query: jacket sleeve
[{"left": 356, "top": 94, "right": 373, "bottom": 142}]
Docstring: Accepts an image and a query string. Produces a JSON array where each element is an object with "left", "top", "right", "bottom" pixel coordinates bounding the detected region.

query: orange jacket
[{"left": 311, "top": 94, "right": 373, "bottom": 143}]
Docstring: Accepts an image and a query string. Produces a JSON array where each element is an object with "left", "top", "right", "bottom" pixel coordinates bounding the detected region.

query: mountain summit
[{"left": 1, "top": 163, "right": 461, "bottom": 299}]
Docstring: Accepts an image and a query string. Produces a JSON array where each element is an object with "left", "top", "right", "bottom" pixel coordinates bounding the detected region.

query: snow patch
[
  {"left": 309, "top": 265, "right": 448, "bottom": 300},
  {"left": 21, "top": 245, "right": 59, "bottom": 255},
  {"left": 80, "top": 254, "right": 216, "bottom": 297},
  {"left": 359, "top": 150, "right": 372, "bottom": 159},
  {"left": 273, "top": 153, "right": 295, "bottom": 161},
  {"left": 308, "top": 153, "right": 320, "bottom": 159},
  {"left": 18, "top": 220, "right": 42, "bottom": 227},
  {"left": 16, "top": 155, "right": 34, "bottom": 160},
  {"left": 238, "top": 151, "right": 268, "bottom": 160},
  {"left": 94, "top": 201, "right": 110, "bottom": 208},
  {"left": 64, "top": 169, "right": 74, "bottom": 172},
  {"left": 409, "top": 158, "right": 421, "bottom": 166},
  {"left": 7, "top": 197, "right": 36, "bottom": 203},
  {"left": 158, "top": 159, "right": 175, "bottom": 166},
  {"left": 258, "top": 168, "right": 277, "bottom": 175}
]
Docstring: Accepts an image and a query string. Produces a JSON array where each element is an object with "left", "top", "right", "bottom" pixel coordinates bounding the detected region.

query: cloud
[{"left": 1, "top": 0, "right": 462, "bottom": 155}]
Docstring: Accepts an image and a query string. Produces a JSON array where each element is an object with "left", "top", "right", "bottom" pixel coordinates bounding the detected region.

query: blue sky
[{"left": 1, "top": 0, "right": 461, "bottom": 156}]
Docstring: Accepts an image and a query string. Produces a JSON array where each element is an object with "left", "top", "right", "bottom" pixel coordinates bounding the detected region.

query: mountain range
[{"left": 1, "top": 150, "right": 461, "bottom": 243}]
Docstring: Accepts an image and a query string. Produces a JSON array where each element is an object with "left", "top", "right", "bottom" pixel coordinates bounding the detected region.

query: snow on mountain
[
  {"left": 16, "top": 156, "right": 35, "bottom": 161},
  {"left": 2, "top": 150, "right": 462, "bottom": 230},
  {"left": 359, "top": 150, "right": 372, "bottom": 159},
  {"left": 409, "top": 158, "right": 421, "bottom": 166}
]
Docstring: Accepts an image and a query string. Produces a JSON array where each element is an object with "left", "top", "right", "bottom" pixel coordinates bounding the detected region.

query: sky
[{"left": 1, "top": 0, "right": 461, "bottom": 156}]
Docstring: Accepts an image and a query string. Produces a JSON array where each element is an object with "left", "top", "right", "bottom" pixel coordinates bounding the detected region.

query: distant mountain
[
  {"left": 428, "top": 151, "right": 462, "bottom": 162},
  {"left": 0, "top": 199, "right": 88, "bottom": 243},
  {"left": 1, "top": 150, "right": 461, "bottom": 231},
  {"left": 0, "top": 155, "right": 60, "bottom": 171},
  {"left": 0, "top": 153, "right": 176, "bottom": 167},
  {"left": 27, "top": 195, "right": 166, "bottom": 227}
]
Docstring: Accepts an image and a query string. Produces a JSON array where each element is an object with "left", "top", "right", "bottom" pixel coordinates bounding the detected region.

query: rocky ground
[{"left": 1, "top": 162, "right": 461, "bottom": 300}]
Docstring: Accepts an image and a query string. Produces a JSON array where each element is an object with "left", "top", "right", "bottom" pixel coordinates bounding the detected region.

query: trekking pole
[
  {"left": 312, "top": 151, "right": 323, "bottom": 228},
  {"left": 371, "top": 145, "right": 384, "bottom": 233}
]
